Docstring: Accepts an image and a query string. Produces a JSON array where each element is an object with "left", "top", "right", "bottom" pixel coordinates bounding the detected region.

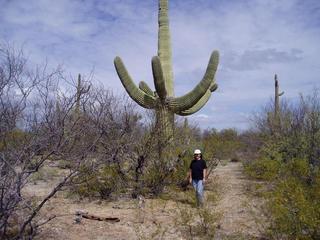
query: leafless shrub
[{"left": 0, "top": 44, "right": 120, "bottom": 239}]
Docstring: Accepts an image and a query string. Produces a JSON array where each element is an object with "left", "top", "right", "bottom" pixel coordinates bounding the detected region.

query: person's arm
[
  {"left": 189, "top": 169, "right": 192, "bottom": 184},
  {"left": 203, "top": 160, "right": 207, "bottom": 183},
  {"left": 203, "top": 168, "right": 207, "bottom": 183}
]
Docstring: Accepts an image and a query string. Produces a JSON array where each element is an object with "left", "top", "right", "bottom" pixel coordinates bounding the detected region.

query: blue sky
[{"left": 1, "top": 0, "right": 320, "bottom": 130}]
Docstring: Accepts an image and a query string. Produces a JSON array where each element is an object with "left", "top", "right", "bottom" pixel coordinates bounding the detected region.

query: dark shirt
[{"left": 189, "top": 159, "right": 207, "bottom": 180}]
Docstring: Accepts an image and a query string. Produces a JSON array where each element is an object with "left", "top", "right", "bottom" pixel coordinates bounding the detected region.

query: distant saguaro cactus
[
  {"left": 75, "top": 74, "right": 90, "bottom": 115},
  {"left": 75, "top": 74, "right": 82, "bottom": 114},
  {"left": 114, "top": 0, "right": 219, "bottom": 141},
  {"left": 274, "top": 74, "right": 284, "bottom": 119},
  {"left": 272, "top": 74, "right": 285, "bottom": 134}
]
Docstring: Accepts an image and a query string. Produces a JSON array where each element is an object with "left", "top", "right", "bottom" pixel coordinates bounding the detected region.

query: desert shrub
[
  {"left": 202, "top": 128, "right": 244, "bottom": 161},
  {"left": 174, "top": 203, "right": 221, "bottom": 240},
  {"left": 98, "top": 165, "right": 125, "bottom": 198},
  {"left": 0, "top": 129, "right": 28, "bottom": 151},
  {"left": 143, "top": 164, "right": 168, "bottom": 196},
  {"left": 57, "top": 159, "right": 73, "bottom": 169},
  {"left": 29, "top": 165, "right": 59, "bottom": 182},
  {"left": 71, "top": 164, "right": 123, "bottom": 199},
  {"left": 245, "top": 149, "right": 320, "bottom": 239},
  {"left": 174, "top": 204, "right": 194, "bottom": 239},
  {"left": 244, "top": 157, "right": 281, "bottom": 181},
  {"left": 246, "top": 161, "right": 320, "bottom": 239},
  {"left": 176, "top": 188, "right": 197, "bottom": 206},
  {"left": 284, "top": 158, "right": 311, "bottom": 181},
  {"left": 245, "top": 90, "right": 320, "bottom": 239},
  {"left": 142, "top": 151, "right": 189, "bottom": 196},
  {"left": 267, "top": 175, "right": 320, "bottom": 239},
  {"left": 196, "top": 207, "right": 221, "bottom": 238},
  {"left": 171, "top": 151, "right": 194, "bottom": 189}
]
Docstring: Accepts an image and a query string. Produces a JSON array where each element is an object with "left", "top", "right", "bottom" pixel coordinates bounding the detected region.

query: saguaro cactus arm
[
  {"left": 176, "top": 90, "right": 211, "bottom": 116},
  {"left": 114, "top": 56, "right": 156, "bottom": 109},
  {"left": 177, "top": 82, "right": 218, "bottom": 116},
  {"left": 275, "top": 74, "right": 284, "bottom": 97},
  {"left": 152, "top": 56, "right": 167, "bottom": 100},
  {"left": 139, "top": 81, "right": 155, "bottom": 97},
  {"left": 158, "top": 0, "right": 174, "bottom": 96},
  {"left": 167, "top": 51, "right": 219, "bottom": 112}
]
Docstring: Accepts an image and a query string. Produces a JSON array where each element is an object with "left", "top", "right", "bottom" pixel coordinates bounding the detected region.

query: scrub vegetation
[
  {"left": 1, "top": 0, "right": 319, "bottom": 237},
  {"left": 244, "top": 89, "right": 320, "bottom": 240}
]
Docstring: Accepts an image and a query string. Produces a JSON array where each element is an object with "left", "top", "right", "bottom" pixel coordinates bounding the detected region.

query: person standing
[{"left": 189, "top": 149, "right": 207, "bottom": 207}]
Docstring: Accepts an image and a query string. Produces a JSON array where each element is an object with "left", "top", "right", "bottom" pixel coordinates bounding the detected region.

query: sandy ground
[
  {"left": 213, "top": 162, "right": 266, "bottom": 239},
  {"left": 23, "top": 161, "right": 266, "bottom": 240}
]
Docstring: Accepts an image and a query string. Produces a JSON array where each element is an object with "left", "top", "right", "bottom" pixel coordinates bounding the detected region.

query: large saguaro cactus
[{"left": 114, "top": 0, "right": 219, "bottom": 140}]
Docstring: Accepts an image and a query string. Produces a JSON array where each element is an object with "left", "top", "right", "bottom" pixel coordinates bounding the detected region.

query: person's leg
[
  {"left": 192, "top": 180, "right": 204, "bottom": 207},
  {"left": 192, "top": 179, "right": 196, "bottom": 189},
  {"left": 197, "top": 180, "right": 204, "bottom": 207},
  {"left": 192, "top": 179, "right": 200, "bottom": 206}
]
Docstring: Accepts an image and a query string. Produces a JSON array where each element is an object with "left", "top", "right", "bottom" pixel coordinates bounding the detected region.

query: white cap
[{"left": 194, "top": 149, "right": 201, "bottom": 154}]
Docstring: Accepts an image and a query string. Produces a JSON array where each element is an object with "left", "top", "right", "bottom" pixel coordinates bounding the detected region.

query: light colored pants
[{"left": 192, "top": 179, "right": 204, "bottom": 206}]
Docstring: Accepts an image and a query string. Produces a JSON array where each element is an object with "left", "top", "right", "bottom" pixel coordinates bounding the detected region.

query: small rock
[{"left": 74, "top": 215, "right": 82, "bottom": 224}]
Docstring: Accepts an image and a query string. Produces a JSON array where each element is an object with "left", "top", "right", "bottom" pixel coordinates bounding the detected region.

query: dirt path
[
  {"left": 25, "top": 161, "right": 265, "bottom": 239},
  {"left": 212, "top": 162, "right": 264, "bottom": 239}
]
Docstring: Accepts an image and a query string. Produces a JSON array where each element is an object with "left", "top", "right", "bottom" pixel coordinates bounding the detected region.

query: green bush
[
  {"left": 244, "top": 90, "right": 320, "bottom": 239},
  {"left": 202, "top": 128, "right": 243, "bottom": 161},
  {"left": 267, "top": 176, "right": 320, "bottom": 239},
  {"left": 142, "top": 158, "right": 178, "bottom": 196},
  {"left": 0, "top": 129, "right": 28, "bottom": 151},
  {"left": 245, "top": 158, "right": 320, "bottom": 239},
  {"left": 244, "top": 158, "right": 281, "bottom": 181},
  {"left": 196, "top": 207, "right": 221, "bottom": 238},
  {"left": 174, "top": 203, "right": 221, "bottom": 239},
  {"left": 171, "top": 153, "right": 192, "bottom": 189},
  {"left": 71, "top": 164, "right": 123, "bottom": 199},
  {"left": 284, "top": 158, "right": 311, "bottom": 181}
]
